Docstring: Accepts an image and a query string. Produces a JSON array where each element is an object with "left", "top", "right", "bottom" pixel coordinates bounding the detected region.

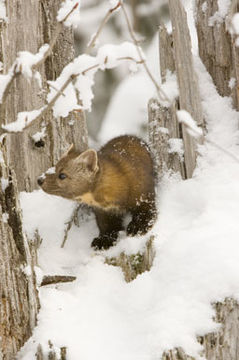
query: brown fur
[{"left": 38, "top": 135, "right": 157, "bottom": 249}]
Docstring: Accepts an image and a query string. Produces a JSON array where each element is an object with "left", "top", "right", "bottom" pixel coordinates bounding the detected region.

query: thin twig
[
  {"left": 41, "top": 275, "right": 76, "bottom": 286},
  {"left": 86, "top": 1, "right": 121, "bottom": 54},
  {"left": 120, "top": 1, "right": 170, "bottom": 103},
  {"left": 48, "top": 82, "right": 66, "bottom": 97},
  {"left": 61, "top": 204, "right": 81, "bottom": 248}
]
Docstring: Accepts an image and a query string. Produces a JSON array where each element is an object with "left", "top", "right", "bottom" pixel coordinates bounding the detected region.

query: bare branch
[
  {"left": 119, "top": 1, "right": 170, "bottom": 103},
  {"left": 86, "top": 1, "right": 121, "bottom": 54},
  {"left": 41, "top": 275, "right": 76, "bottom": 286},
  {"left": 61, "top": 204, "right": 81, "bottom": 248}
]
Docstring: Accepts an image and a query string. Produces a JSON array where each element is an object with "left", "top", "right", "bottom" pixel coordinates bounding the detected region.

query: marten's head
[{"left": 37, "top": 144, "right": 99, "bottom": 200}]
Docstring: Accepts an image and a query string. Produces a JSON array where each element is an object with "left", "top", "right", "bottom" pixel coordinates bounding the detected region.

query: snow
[
  {"left": 229, "top": 77, "right": 236, "bottom": 89},
  {"left": 2, "top": 212, "right": 9, "bottom": 223},
  {"left": 47, "top": 53, "right": 97, "bottom": 116},
  {"left": 16, "top": 44, "right": 49, "bottom": 79},
  {"left": 18, "top": 127, "right": 239, "bottom": 360},
  {"left": 74, "top": 74, "right": 95, "bottom": 110},
  {"left": 1, "top": 178, "right": 8, "bottom": 192},
  {"left": 217, "top": 0, "right": 231, "bottom": 19},
  {"left": 201, "top": 2, "right": 207, "bottom": 13},
  {"left": 232, "top": 13, "right": 239, "bottom": 35},
  {"left": 18, "top": 51, "right": 239, "bottom": 358},
  {"left": 208, "top": 0, "right": 231, "bottom": 25},
  {"left": 2, "top": 108, "right": 45, "bottom": 132},
  {"left": 0, "top": 150, "right": 4, "bottom": 164},
  {"left": 46, "top": 167, "right": 56, "bottom": 175},
  {"left": 98, "top": 72, "right": 154, "bottom": 142},
  {"left": 231, "top": 13, "right": 239, "bottom": 47},
  {"left": 158, "top": 127, "right": 169, "bottom": 135},
  {"left": 57, "top": 0, "right": 81, "bottom": 28},
  {"left": 23, "top": 265, "right": 32, "bottom": 277},
  {"left": 168, "top": 138, "right": 184, "bottom": 161},
  {"left": 0, "top": 0, "right": 7, "bottom": 22},
  {"left": 32, "top": 127, "right": 46, "bottom": 143},
  {"left": 97, "top": 42, "right": 142, "bottom": 70},
  {"left": 177, "top": 110, "right": 203, "bottom": 139},
  {"left": 34, "top": 266, "right": 44, "bottom": 286}
]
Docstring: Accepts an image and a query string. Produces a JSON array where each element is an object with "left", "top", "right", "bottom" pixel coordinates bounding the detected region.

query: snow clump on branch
[
  {"left": 177, "top": 110, "right": 203, "bottom": 139},
  {"left": 57, "top": 0, "right": 81, "bottom": 27},
  {"left": 2, "top": 108, "right": 45, "bottom": 132},
  {"left": 47, "top": 54, "right": 97, "bottom": 117},
  {"left": 15, "top": 44, "right": 50, "bottom": 79}
]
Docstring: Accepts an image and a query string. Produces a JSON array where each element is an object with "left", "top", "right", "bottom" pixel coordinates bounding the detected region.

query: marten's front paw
[
  {"left": 126, "top": 221, "right": 147, "bottom": 237},
  {"left": 91, "top": 234, "right": 117, "bottom": 250}
]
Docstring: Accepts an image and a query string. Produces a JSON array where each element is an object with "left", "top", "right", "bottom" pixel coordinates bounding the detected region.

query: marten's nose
[{"left": 37, "top": 177, "right": 44, "bottom": 186}]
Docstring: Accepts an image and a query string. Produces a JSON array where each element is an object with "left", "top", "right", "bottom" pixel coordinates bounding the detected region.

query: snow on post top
[
  {"left": 177, "top": 110, "right": 203, "bottom": 139},
  {"left": 57, "top": 0, "right": 81, "bottom": 27}
]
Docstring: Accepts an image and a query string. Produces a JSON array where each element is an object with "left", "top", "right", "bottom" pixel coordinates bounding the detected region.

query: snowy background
[{"left": 15, "top": 0, "right": 239, "bottom": 359}]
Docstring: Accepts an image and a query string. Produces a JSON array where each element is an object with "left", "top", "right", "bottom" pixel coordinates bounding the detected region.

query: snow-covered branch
[{"left": 86, "top": 1, "right": 121, "bottom": 53}]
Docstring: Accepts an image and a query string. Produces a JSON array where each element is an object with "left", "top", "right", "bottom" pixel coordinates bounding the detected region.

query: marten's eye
[{"left": 59, "top": 173, "right": 67, "bottom": 180}]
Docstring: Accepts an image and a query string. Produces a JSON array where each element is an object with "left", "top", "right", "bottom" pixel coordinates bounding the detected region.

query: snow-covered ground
[{"left": 17, "top": 52, "right": 239, "bottom": 359}]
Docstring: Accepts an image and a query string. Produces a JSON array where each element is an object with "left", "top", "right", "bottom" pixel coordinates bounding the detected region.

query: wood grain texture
[
  {"left": 0, "top": 147, "right": 39, "bottom": 359},
  {"left": 161, "top": 299, "right": 239, "bottom": 360},
  {"left": 168, "top": 0, "right": 204, "bottom": 178},
  {"left": 196, "top": 0, "right": 239, "bottom": 110}
]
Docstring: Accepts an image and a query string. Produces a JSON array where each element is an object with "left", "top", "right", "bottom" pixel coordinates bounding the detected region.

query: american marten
[{"left": 38, "top": 135, "right": 157, "bottom": 250}]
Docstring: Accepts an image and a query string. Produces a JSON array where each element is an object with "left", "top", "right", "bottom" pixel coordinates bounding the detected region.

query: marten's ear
[
  {"left": 62, "top": 143, "right": 76, "bottom": 158},
  {"left": 75, "top": 149, "right": 98, "bottom": 172}
]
